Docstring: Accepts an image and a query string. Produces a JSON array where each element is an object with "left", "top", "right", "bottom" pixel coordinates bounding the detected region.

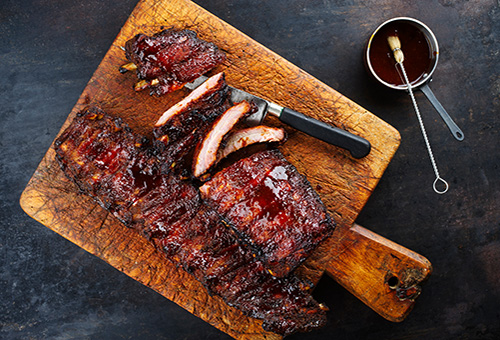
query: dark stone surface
[{"left": 1, "top": 0, "right": 498, "bottom": 339}]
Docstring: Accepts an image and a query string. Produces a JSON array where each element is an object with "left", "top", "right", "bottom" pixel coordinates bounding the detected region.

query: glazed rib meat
[
  {"left": 153, "top": 72, "right": 333, "bottom": 277},
  {"left": 200, "top": 149, "right": 335, "bottom": 278},
  {"left": 54, "top": 107, "right": 328, "bottom": 336},
  {"left": 54, "top": 108, "right": 175, "bottom": 224},
  {"left": 215, "top": 126, "right": 286, "bottom": 163},
  {"left": 152, "top": 72, "right": 231, "bottom": 172},
  {"left": 124, "top": 29, "right": 226, "bottom": 95},
  {"left": 192, "top": 100, "right": 257, "bottom": 178}
]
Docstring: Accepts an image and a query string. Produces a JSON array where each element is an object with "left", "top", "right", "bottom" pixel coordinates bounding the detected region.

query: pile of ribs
[{"left": 54, "top": 29, "right": 336, "bottom": 337}]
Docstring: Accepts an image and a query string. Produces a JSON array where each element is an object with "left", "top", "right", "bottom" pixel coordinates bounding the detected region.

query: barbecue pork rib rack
[
  {"left": 54, "top": 106, "right": 329, "bottom": 336},
  {"left": 122, "top": 28, "right": 226, "bottom": 95},
  {"left": 153, "top": 72, "right": 335, "bottom": 277},
  {"left": 200, "top": 149, "right": 335, "bottom": 277}
]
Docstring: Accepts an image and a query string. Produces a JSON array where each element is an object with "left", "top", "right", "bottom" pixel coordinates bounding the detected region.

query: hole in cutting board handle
[{"left": 387, "top": 276, "right": 400, "bottom": 289}]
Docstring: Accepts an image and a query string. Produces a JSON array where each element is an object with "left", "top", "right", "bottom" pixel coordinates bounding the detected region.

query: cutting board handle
[{"left": 319, "top": 223, "right": 432, "bottom": 322}]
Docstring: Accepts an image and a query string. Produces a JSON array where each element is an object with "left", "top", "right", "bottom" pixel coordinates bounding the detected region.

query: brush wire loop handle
[
  {"left": 388, "top": 35, "right": 448, "bottom": 194},
  {"left": 397, "top": 62, "right": 449, "bottom": 194}
]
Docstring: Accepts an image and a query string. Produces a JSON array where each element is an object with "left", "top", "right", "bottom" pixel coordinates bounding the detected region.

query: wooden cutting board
[{"left": 20, "top": 0, "right": 432, "bottom": 338}]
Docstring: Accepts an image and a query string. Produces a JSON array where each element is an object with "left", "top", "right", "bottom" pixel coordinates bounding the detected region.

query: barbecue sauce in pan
[{"left": 369, "top": 21, "right": 434, "bottom": 86}]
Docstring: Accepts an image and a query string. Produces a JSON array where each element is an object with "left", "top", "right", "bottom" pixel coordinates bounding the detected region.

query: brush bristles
[{"left": 387, "top": 35, "right": 404, "bottom": 63}]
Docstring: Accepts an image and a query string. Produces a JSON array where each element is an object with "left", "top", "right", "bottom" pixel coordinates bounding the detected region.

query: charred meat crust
[
  {"left": 200, "top": 149, "right": 335, "bottom": 278},
  {"left": 54, "top": 108, "right": 327, "bottom": 336},
  {"left": 124, "top": 29, "right": 226, "bottom": 96}
]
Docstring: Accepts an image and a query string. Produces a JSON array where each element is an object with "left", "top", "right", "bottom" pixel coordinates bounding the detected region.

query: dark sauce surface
[{"left": 369, "top": 21, "right": 433, "bottom": 86}]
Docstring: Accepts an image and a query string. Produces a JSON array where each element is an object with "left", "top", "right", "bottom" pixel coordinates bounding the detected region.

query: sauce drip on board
[{"left": 369, "top": 21, "right": 434, "bottom": 87}]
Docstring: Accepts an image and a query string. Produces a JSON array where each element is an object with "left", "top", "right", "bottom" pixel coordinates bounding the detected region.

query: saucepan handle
[
  {"left": 318, "top": 224, "right": 432, "bottom": 322},
  {"left": 419, "top": 83, "right": 464, "bottom": 141}
]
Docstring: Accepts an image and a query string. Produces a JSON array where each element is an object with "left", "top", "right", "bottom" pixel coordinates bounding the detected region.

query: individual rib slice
[
  {"left": 192, "top": 100, "right": 256, "bottom": 178},
  {"left": 154, "top": 72, "right": 228, "bottom": 128},
  {"left": 216, "top": 126, "right": 286, "bottom": 163},
  {"left": 54, "top": 108, "right": 327, "bottom": 336},
  {"left": 200, "top": 149, "right": 335, "bottom": 278},
  {"left": 124, "top": 29, "right": 226, "bottom": 95},
  {"left": 153, "top": 72, "right": 230, "bottom": 169}
]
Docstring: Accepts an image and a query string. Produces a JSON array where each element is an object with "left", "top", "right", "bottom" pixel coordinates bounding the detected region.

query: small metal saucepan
[{"left": 365, "top": 17, "right": 464, "bottom": 141}]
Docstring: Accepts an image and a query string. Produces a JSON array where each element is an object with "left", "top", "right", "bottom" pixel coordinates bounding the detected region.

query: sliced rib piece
[
  {"left": 124, "top": 29, "right": 226, "bottom": 95},
  {"left": 54, "top": 108, "right": 327, "bottom": 336},
  {"left": 216, "top": 126, "right": 286, "bottom": 162},
  {"left": 154, "top": 72, "right": 226, "bottom": 127},
  {"left": 200, "top": 149, "right": 335, "bottom": 278},
  {"left": 153, "top": 72, "right": 231, "bottom": 169},
  {"left": 192, "top": 100, "right": 256, "bottom": 178}
]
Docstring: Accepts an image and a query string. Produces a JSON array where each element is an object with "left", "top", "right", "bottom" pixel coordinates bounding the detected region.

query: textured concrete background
[{"left": 1, "top": 0, "right": 499, "bottom": 339}]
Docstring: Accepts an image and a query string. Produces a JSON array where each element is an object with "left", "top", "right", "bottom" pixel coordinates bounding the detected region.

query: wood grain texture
[
  {"left": 19, "top": 0, "right": 430, "bottom": 338},
  {"left": 307, "top": 224, "right": 432, "bottom": 322}
]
